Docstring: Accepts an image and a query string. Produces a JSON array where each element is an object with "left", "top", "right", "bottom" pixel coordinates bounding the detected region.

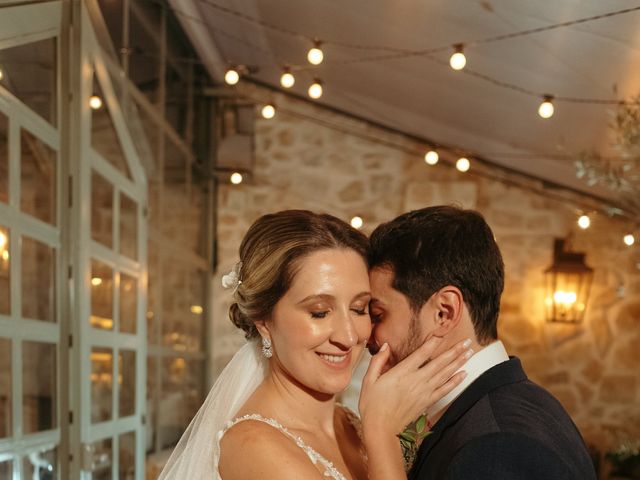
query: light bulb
[
  {"left": 308, "top": 80, "right": 323, "bottom": 99},
  {"left": 190, "top": 305, "right": 203, "bottom": 315},
  {"left": 624, "top": 234, "right": 635, "bottom": 246},
  {"left": 307, "top": 42, "right": 324, "bottom": 65},
  {"left": 577, "top": 215, "right": 590, "bottom": 230},
  {"left": 0, "top": 232, "right": 6, "bottom": 248},
  {"left": 456, "top": 157, "right": 470, "bottom": 172},
  {"left": 449, "top": 44, "right": 466, "bottom": 71},
  {"left": 224, "top": 68, "right": 240, "bottom": 85},
  {"left": 261, "top": 104, "right": 276, "bottom": 119},
  {"left": 424, "top": 150, "right": 439, "bottom": 166},
  {"left": 230, "top": 172, "right": 243, "bottom": 185},
  {"left": 0, "top": 68, "right": 4, "bottom": 81},
  {"left": 538, "top": 95, "right": 554, "bottom": 119},
  {"left": 89, "top": 95, "right": 103, "bottom": 110},
  {"left": 280, "top": 69, "right": 295, "bottom": 88},
  {"left": 350, "top": 216, "right": 364, "bottom": 229},
  {"left": 1, "top": 251, "right": 7, "bottom": 261},
  {"left": 91, "top": 277, "right": 103, "bottom": 286}
]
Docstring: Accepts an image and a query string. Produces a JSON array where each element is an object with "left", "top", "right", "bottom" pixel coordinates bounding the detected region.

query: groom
[{"left": 367, "top": 206, "right": 597, "bottom": 479}]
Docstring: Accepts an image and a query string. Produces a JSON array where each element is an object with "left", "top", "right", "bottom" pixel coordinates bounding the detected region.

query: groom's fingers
[{"left": 361, "top": 343, "right": 390, "bottom": 390}]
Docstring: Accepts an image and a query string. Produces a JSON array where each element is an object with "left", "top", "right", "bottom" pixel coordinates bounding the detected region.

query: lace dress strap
[
  {"left": 336, "top": 404, "right": 368, "bottom": 463},
  {"left": 217, "top": 414, "right": 348, "bottom": 480}
]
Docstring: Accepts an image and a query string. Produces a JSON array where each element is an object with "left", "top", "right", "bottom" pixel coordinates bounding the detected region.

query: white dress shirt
[{"left": 426, "top": 340, "right": 509, "bottom": 419}]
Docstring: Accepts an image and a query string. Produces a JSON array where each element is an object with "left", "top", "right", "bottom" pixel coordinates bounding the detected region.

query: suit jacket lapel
[{"left": 409, "top": 357, "right": 527, "bottom": 478}]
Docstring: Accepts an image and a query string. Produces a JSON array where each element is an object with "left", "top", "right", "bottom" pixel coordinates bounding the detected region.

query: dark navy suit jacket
[{"left": 409, "top": 357, "right": 597, "bottom": 480}]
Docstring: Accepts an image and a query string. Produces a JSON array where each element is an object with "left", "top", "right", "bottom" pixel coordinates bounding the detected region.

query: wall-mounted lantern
[{"left": 544, "top": 238, "right": 593, "bottom": 323}]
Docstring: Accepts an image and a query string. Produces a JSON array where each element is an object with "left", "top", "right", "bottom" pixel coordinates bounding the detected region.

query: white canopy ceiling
[{"left": 172, "top": 0, "right": 640, "bottom": 205}]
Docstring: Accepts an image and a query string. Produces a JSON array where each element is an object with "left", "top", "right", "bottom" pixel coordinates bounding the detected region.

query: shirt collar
[{"left": 426, "top": 340, "right": 509, "bottom": 419}]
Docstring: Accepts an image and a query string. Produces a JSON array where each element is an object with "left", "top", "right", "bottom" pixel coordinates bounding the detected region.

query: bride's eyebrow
[
  {"left": 351, "top": 291, "right": 371, "bottom": 302},
  {"left": 296, "top": 294, "right": 334, "bottom": 305}
]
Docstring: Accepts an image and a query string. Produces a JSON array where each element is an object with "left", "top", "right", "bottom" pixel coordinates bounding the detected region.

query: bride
[{"left": 159, "top": 210, "right": 471, "bottom": 479}]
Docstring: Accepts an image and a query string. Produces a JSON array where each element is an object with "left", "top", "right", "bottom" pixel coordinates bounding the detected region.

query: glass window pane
[
  {"left": 160, "top": 358, "right": 203, "bottom": 448},
  {"left": 0, "top": 111, "right": 8, "bottom": 204},
  {"left": 23, "top": 445, "right": 57, "bottom": 479},
  {"left": 119, "top": 431, "right": 135, "bottom": 479},
  {"left": 0, "top": 460, "right": 12, "bottom": 478},
  {"left": 162, "top": 265, "right": 205, "bottom": 352},
  {"left": 119, "top": 350, "right": 135, "bottom": 417},
  {"left": 23, "top": 341, "right": 56, "bottom": 433},
  {"left": 0, "top": 226, "right": 10, "bottom": 315},
  {"left": 119, "top": 193, "right": 137, "bottom": 260},
  {"left": 87, "top": 438, "right": 112, "bottom": 479},
  {"left": 20, "top": 129, "right": 57, "bottom": 225},
  {"left": 119, "top": 273, "right": 137, "bottom": 334},
  {"left": 91, "top": 172, "right": 114, "bottom": 248},
  {"left": 91, "top": 260, "right": 113, "bottom": 330},
  {"left": 91, "top": 348, "right": 113, "bottom": 423},
  {"left": 0, "top": 338, "right": 11, "bottom": 438},
  {"left": 91, "top": 76, "right": 131, "bottom": 180},
  {"left": 0, "top": 38, "right": 57, "bottom": 126},
  {"left": 21, "top": 236, "right": 55, "bottom": 322}
]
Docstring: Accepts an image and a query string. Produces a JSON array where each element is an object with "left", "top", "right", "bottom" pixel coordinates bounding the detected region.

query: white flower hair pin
[{"left": 221, "top": 261, "right": 243, "bottom": 291}]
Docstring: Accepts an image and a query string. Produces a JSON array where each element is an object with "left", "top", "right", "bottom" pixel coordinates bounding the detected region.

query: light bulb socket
[
  {"left": 453, "top": 43, "right": 464, "bottom": 53},
  {"left": 542, "top": 94, "right": 554, "bottom": 103}
]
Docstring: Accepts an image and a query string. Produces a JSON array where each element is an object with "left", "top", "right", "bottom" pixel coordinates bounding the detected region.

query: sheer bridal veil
[{"left": 158, "top": 340, "right": 267, "bottom": 479}]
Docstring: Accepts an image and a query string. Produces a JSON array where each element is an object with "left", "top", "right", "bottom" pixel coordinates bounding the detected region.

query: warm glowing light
[
  {"left": 577, "top": 215, "right": 591, "bottom": 230},
  {"left": 456, "top": 157, "right": 470, "bottom": 172},
  {"left": 280, "top": 69, "right": 295, "bottom": 88},
  {"left": 2, "top": 251, "right": 8, "bottom": 261},
  {"left": 449, "top": 45, "right": 466, "bottom": 70},
  {"left": 261, "top": 104, "right": 276, "bottom": 119},
  {"left": 230, "top": 172, "right": 243, "bottom": 185},
  {"left": 0, "top": 68, "right": 4, "bottom": 81},
  {"left": 90, "top": 315, "right": 114, "bottom": 329},
  {"left": 424, "top": 150, "right": 439, "bottom": 166},
  {"left": 0, "top": 232, "right": 6, "bottom": 248},
  {"left": 553, "top": 290, "right": 577, "bottom": 306},
  {"left": 350, "top": 216, "right": 364, "bottom": 229},
  {"left": 190, "top": 305, "right": 203, "bottom": 315},
  {"left": 624, "top": 234, "right": 635, "bottom": 246},
  {"left": 89, "top": 95, "right": 103, "bottom": 110},
  {"left": 538, "top": 96, "right": 554, "bottom": 119},
  {"left": 307, "top": 42, "right": 324, "bottom": 65},
  {"left": 308, "top": 80, "right": 323, "bottom": 99},
  {"left": 91, "top": 277, "right": 103, "bottom": 286},
  {"left": 224, "top": 68, "right": 240, "bottom": 85}
]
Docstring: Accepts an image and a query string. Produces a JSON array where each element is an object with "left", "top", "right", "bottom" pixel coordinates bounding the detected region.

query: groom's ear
[{"left": 431, "top": 286, "right": 463, "bottom": 335}]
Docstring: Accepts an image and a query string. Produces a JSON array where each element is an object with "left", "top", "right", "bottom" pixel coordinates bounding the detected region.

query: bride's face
[{"left": 266, "top": 248, "right": 372, "bottom": 395}]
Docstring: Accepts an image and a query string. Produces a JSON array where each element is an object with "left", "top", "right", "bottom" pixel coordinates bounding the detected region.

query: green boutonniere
[{"left": 398, "top": 414, "right": 432, "bottom": 470}]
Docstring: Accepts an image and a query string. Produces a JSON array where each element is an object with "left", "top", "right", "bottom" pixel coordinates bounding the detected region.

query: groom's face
[{"left": 368, "top": 267, "right": 426, "bottom": 367}]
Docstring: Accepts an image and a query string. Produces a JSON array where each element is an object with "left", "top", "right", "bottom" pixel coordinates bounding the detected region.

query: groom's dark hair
[{"left": 368, "top": 205, "right": 504, "bottom": 344}]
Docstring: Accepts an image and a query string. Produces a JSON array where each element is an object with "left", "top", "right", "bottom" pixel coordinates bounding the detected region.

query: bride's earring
[{"left": 261, "top": 337, "right": 273, "bottom": 358}]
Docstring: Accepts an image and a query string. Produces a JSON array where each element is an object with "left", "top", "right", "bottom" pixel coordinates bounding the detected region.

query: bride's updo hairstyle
[{"left": 229, "top": 210, "right": 368, "bottom": 339}]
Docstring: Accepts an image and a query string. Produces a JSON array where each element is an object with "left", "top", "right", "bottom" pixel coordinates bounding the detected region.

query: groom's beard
[{"left": 389, "top": 312, "right": 423, "bottom": 366}]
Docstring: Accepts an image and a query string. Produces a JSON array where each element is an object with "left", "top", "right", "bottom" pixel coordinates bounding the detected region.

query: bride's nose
[{"left": 329, "top": 309, "right": 358, "bottom": 348}]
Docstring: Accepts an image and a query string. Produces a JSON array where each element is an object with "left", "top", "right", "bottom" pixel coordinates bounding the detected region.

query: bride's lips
[{"left": 316, "top": 350, "right": 352, "bottom": 369}]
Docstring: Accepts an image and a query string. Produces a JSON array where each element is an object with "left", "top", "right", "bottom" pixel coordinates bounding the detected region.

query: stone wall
[{"left": 210, "top": 86, "right": 640, "bottom": 459}]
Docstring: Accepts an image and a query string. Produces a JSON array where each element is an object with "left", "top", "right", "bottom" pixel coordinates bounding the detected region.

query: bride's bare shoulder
[{"left": 218, "top": 419, "right": 323, "bottom": 479}]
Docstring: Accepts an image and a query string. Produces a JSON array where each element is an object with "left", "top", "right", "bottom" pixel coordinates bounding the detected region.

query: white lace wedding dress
[
  {"left": 218, "top": 406, "right": 364, "bottom": 480},
  {"left": 158, "top": 341, "right": 366, "bottom": 480}
]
